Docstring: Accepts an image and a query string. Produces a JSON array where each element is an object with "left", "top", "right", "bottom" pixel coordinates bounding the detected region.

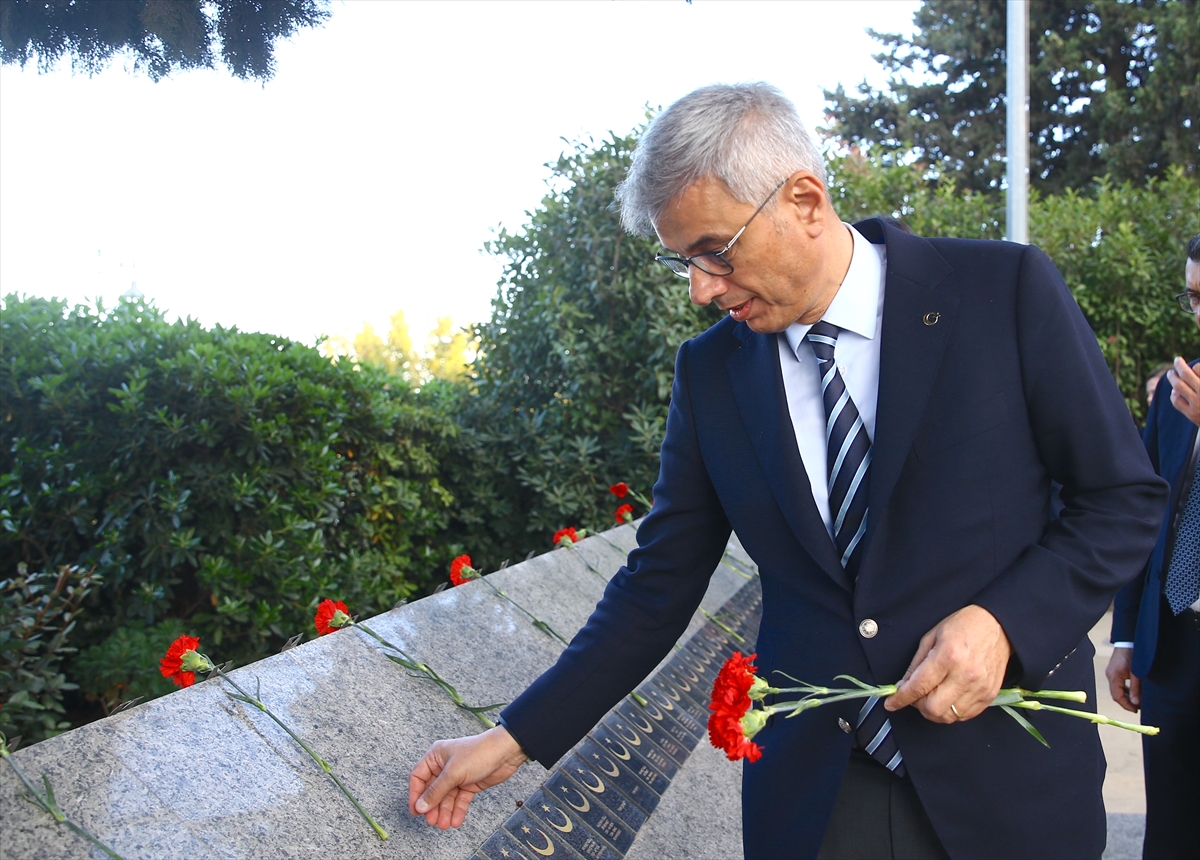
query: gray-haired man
[{"left": 408, "top": 83, "right": 1164, "bottom": 859}]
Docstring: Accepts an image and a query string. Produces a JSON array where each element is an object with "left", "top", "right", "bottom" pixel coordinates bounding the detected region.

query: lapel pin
[{"left": 923, "top": 312, "right": 940, "bottom": 326}]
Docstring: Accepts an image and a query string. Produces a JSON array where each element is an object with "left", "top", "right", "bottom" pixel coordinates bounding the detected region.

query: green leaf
[{"left": 1001, "top": 704, "right": 1050, "bottom": 748}]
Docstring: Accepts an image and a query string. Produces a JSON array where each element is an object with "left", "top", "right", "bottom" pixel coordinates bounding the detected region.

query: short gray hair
[{"left": 616, "top": 82, "right": 827, "bottom": 237}]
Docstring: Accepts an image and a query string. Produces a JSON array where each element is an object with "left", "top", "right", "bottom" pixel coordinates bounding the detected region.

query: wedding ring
[{"left": 950, "top": 704, "right": 964, "bottom": 720}]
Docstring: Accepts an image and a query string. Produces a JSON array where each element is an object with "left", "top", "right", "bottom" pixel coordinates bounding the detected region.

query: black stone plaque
[
  {"left": 657, "top": 662, "right": 710, "bottom": 714},
  {"left": 479, "top": 823, "right": 563, "bottom": 860},
  {"left": 543, "top": 770, "right": 640, "bottom": 854},
  {"left": 592, "top": 719, "right": 680, "bottom": 781},
  {"left": 553, "top": 758, "right": 648, "bottom": 833},
  {"left": 647, "top": 674, "right": 709, "bottom": 734},
  {"left": 522, "top": 788, "right": 623, "bottom": 860},
  {"left": 616, "top": 694, "right": 699, "bottom": 756},
  {"left": 503, "top": 806, "right": 587, "bottom": 860},
  {"left": 576, "top": 738, "right": 663, "bottom": 813}
]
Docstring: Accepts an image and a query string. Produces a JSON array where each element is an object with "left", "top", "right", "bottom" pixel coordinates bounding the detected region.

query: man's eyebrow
[{"left": 681, "top": 234, "right": 727, "bottom": 255}]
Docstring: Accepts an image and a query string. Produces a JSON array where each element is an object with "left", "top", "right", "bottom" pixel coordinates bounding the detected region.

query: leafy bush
[
  {"left": 469, "top": 132, "right": 720, "bottom": 542},
  {"left": 0, "top": 564, "right": 97, "bottom": 745},
  {"left": 1, "top": 296, "right": 466, "bottom": 716},
  {"left": 830, "top": 156, "right": 1200, "bottom": 419}
]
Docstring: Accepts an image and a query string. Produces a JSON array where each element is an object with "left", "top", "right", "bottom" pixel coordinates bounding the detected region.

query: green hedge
[{"left": 0, "top": 296, "right": 472, "bottom": 737}]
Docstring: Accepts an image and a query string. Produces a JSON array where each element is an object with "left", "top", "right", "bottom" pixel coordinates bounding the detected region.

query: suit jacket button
[
  {"left": 838, "top": 717, "right": 852, "bottom": 733},
  {"left": 858, "top": 618, "right": 879, "bottom": 638}
]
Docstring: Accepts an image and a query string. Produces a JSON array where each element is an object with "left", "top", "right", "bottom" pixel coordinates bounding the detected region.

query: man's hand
[
  {"left": 1105, "top": 647, "right": 1141, "bottom": 713},
  {"left": 884, "top": 604, "right": 1011, "bottom": 723},
  {"left": 408, "top": 725, "right": 529, "bottom": 830},
  {"left": 1166, "top": 357, "right": 1200, "bottom": 427}
]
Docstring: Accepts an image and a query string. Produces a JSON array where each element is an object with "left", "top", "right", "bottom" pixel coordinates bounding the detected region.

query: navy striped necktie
[{"left": 806, "top": 320, "right": 905, "bottom": 777}]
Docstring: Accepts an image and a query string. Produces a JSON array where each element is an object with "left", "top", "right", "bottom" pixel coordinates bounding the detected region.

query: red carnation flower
[
  {"left": 314, "top": 599, "right": 351, "bottom": 636},
  {"left": 609, "top": 482, "right": 629, "bottom": 498},
  {"left": 553, "top": 526, "right": 579, "bottom": 546},
  {"left": 450, "top": 554, "right": 479, "bottom": 586},
  {"left": 707, "top": 651, "right": 765, "bottom": 762},
  {"left": 615, "top": 504, "right": 634, "bottom": 524},
  {"left": 160, "top": 635, "right": 202, "bottom": 688}
]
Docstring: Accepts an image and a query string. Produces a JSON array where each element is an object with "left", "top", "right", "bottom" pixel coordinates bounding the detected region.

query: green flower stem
[
  {"left": 563, "top": 543, "right": 610, "bottom": 584},
  {"left": 721, "top": 551, "right": 758, "bottom": 580},
  {"left": 626, "top": 489, "right": 654, "bottom": 511},
  {"left": 1005, "top": 700, "right": 1159, "bottom": 735},
  {"left": 1016, "top": 688, "right": 1088, "bottom": 704},
  {"left": 1, "top": 736, "right": 127, "bottom": 860},
  {"left": 479, "top": 576, "right": 570, "bottom": 646},
  {"left": 700, "top": 608, "right": 746, "bottom": 643},
  {"left": 214, "top": 668, "right": 389, "bottom": 840},
  {"left": 351, "top": 622, "right": 500, "bottom": 729}
]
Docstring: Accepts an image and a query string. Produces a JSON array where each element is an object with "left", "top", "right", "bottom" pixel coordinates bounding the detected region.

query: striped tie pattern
[{"left": 806, "top": 321, "right": 905, "bottom": 777}]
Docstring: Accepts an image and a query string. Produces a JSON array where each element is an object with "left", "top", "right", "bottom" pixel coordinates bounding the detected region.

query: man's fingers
[
  {"left": 886, "top": 649, "right": 946, "bottom": 711},
  {"left": 1129, "top": 675, "right": 1141, "bottom": 708}
]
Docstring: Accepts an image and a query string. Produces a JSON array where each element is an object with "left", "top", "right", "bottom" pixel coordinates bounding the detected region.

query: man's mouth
[{"left": 727, "top": 299, "right": 752, "bottom": 322}]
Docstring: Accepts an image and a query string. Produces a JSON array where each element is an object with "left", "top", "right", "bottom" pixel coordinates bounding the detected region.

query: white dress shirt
[{"left": 777, "top": 224, "right": 887, "bottom": 538}]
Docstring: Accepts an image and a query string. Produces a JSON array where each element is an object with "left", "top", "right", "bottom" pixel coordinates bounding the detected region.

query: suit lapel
[
  {"left": 727, "top": 327, "right": 852, "bottom": 592},
  {"left": 860, "top": 222, "right": 957, "bottom": 529}
]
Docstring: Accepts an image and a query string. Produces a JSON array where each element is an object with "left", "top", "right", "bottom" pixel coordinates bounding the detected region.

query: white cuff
[{"left": 1111, "top": 642, "right": 1135, "bottom": 650}]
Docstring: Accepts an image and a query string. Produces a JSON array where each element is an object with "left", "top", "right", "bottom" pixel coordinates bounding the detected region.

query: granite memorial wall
[{"left": 0, "top": 524, "right": 761, "bottom": 860}]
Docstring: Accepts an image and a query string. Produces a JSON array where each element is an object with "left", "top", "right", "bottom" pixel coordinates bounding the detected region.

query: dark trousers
[
  {"left": 1140, "top": 604, "right": 1200, "bottom": 860},
  {"left": 817, "top": 750, "right": 948, "bottom": 860}
]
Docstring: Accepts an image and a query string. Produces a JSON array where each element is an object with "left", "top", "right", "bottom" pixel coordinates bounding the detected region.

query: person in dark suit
[
  {"left": 1107, "top": 233, "right": 1200, "bottom": 860},
  {"left": 408, "top": 84, "right": 1166, "bottom": 859}
]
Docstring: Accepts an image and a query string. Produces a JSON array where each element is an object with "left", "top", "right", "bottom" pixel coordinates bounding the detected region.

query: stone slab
[{"left": 0, "top": 523, "right": 758, "bottom": 860}]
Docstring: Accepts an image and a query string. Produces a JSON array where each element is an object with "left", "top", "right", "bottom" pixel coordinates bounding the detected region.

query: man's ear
[{"left": 781, "top": 171, "right": 831, "bottom": 236}]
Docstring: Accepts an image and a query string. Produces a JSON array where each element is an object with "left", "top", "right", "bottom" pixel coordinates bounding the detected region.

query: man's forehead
[{"left": 654, "top": 177, "right": 746, "bottom": 252}]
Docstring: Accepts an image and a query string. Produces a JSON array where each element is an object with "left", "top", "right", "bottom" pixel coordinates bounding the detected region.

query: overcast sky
[{"left": 0, "top": 0, "right": 919, "bottom": 347}]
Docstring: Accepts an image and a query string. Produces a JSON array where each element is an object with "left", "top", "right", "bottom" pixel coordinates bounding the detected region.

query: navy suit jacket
[
  {"left": 502, "top": 221, "right": 1167, "bottom": 859},
  {"left": 1112, "top": 361, "right": 1200, "bottom": 677}
]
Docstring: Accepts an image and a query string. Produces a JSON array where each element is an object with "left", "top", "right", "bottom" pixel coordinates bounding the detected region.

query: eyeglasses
[
  {"left": 1175, "top": 290, "right": 1200, "bottom": 313},
  {"left": 655, "top": 176, "right": 789, "bottom": 279}
]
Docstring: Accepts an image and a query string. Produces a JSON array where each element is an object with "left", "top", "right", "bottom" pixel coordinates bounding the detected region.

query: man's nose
[{"left": 688, "top": 267, "right": 728, "bottom": 307}]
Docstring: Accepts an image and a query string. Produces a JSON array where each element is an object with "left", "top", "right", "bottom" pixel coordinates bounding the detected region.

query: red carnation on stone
[
  {"left": 609, "top": 482, "right": 629, "bottom": 498},
  {"left": 553, "top": 526, "right": 580, "bottom": 546},
  {"left": 450, "top": 554, "right": 480, "bottom": 586},
  {"left": 615, "top": 504, "right": 634, "bottom": 524},
  {"left": 160, "top": 635, "right": 202, "bottom": 688},
  {"left": 314, "top": 599, "right": 351, "bottom": 636}
]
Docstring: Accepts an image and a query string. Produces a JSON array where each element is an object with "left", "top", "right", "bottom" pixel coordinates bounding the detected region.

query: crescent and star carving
[
  {"left": 610, "top": 723, "right": 641, "bottom": 748},
  {"left": 559, "top": 784, "right": 591, "bottom": 813},
  {"left": 627, "top": 711, "right": 657, "bottom": 733},
  {"left": 640, "top": 702, "right": 666, "bottom": 722},
  {"left": 605, "top": 736, "right": 634, "bottom": 759},
  {"left": 575, "top": 767, "right": 606, "bottom": 794},
  {"left": 522, "top": 827, "right": 555, "bottom": 856},
  {"left": 540, "top": 804, "right": 573, "bottom": 833},
  {"left": 669, "top": 672, "right": 693, "bottom": 692},
  {"left": 645, "top": 688, "right": 674, "bottom": 711},
  {"left": 591, "top": 752, "right": 621, "bottom": 777}
]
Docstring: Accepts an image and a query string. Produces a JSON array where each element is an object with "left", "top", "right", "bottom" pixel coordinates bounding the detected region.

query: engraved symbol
[
  {"left": 645, "top": 687, "right": 673, "bottom": 710},
  {"left": 628, "top": 710, "right": 657, "bottom": 732},
  {"left": 606, "top": 735, "right": 635, "bottom": 758},
  {"left": 576, "top": 768, "right": 606, "bottom": 793},
  {"left": 662, "top": 684, "right": 682, "bottom": 701},
  {"left": 609, "top": 723, "right": 641, "bottom": 748},
  {"left": 523, "top": 826, "right": 556, "bottom": 856},
  {"left": 668, "top": 672, "right": 693, "bottom": 692},
  {"left": 923, "top": 311, "right": 940, "bottom": 326},
  {"left": 591, "top": 751, "right": 621, "bottom": 777},
  {"left": 639, "top": 702, "right": 665, "bottom": 722},
  {"left": 560, "top": 784, "right": 591, "bottom": 813},
  {"left": 675, "top": 664, "right": 700, "bottom": 684},
  {"left": 541, "top": 803, "right": 573, "bottom": 833}
]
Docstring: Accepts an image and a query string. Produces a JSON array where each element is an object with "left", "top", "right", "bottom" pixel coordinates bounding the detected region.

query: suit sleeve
[
  {"left": 972, "top": 245, "right": 1168, "bottom": 687},
  {"left": 1111, "top": 383, "right": 1167, "bottom": 644},
  {"left": 499, "top": 339, "right": 732, "bottom": 766}
]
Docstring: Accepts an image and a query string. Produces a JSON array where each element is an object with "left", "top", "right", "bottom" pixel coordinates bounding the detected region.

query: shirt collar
[{"left": 784, "top": 224, "right": 883, "bottom": 356}]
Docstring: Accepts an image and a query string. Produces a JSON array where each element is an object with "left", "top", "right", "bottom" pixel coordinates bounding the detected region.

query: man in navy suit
[
  {"left": 409, "top": 84, "right": 1166, "bottom": 859},
  {"left": 1107, "top": 233, "right": 1200, "bottom": 859}
]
